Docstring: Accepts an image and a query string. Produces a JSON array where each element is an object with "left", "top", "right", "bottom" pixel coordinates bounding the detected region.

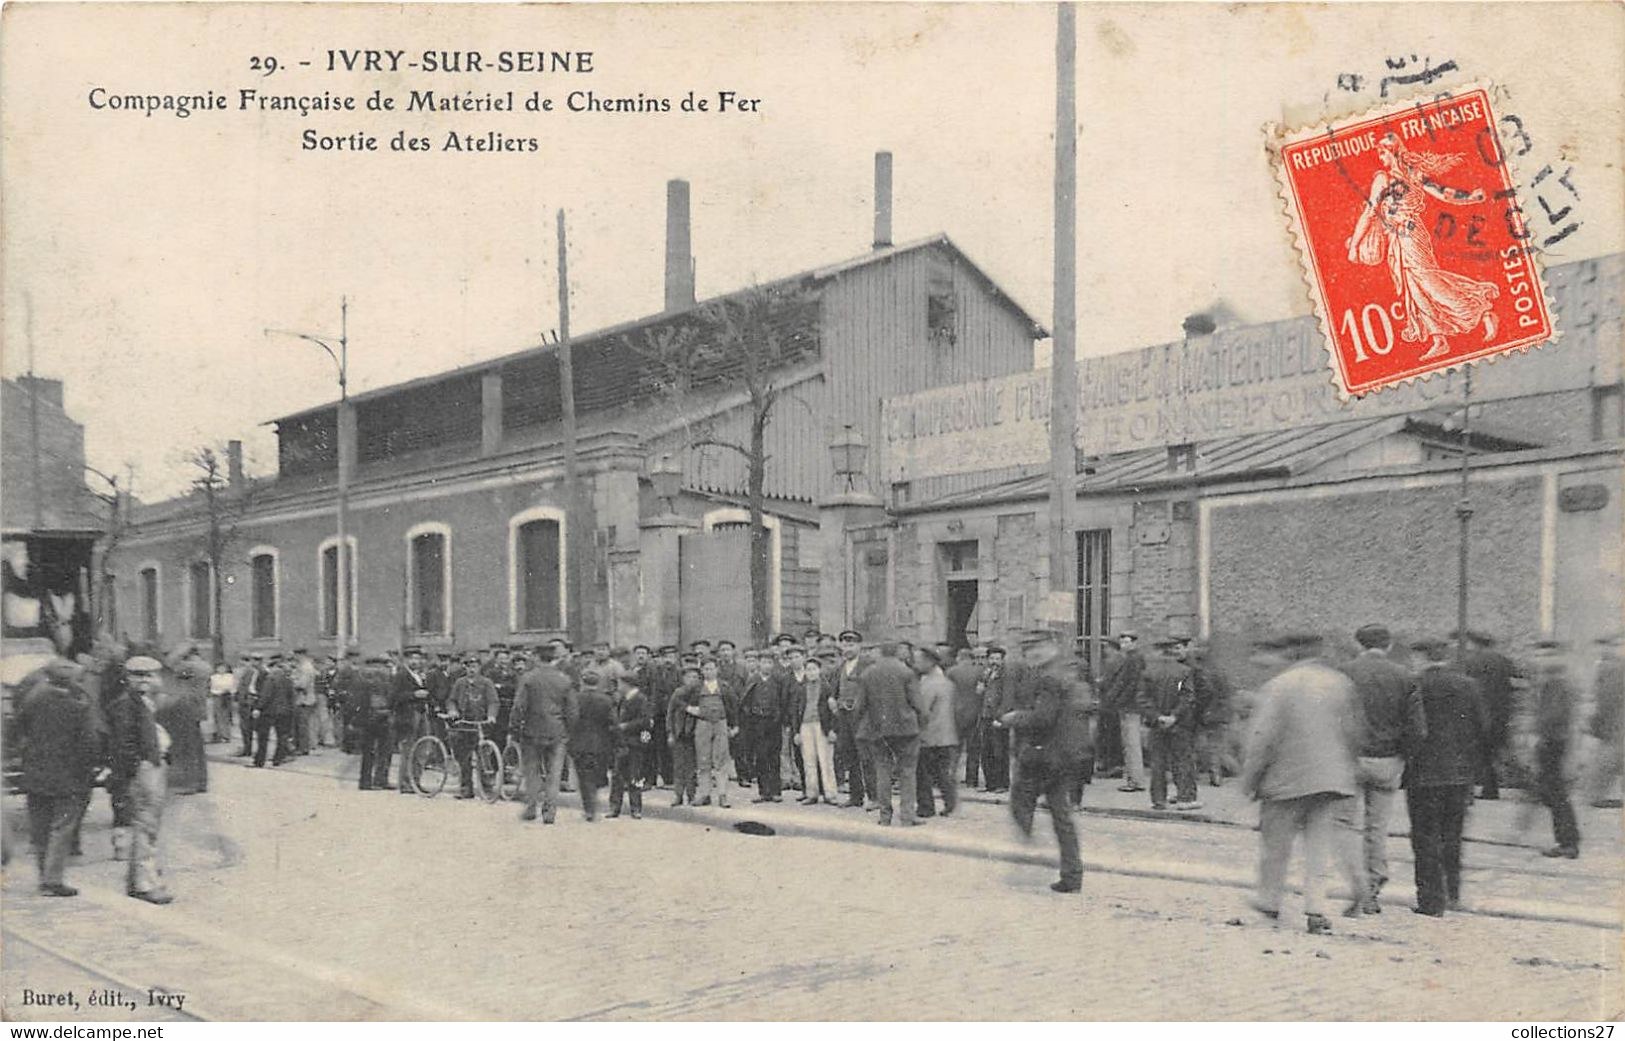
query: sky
[{"left": 3, "top": 2, "right": 1621, "bottom": 498}]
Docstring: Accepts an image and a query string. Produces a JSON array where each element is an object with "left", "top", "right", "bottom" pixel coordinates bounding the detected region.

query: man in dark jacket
[
  {"left": 608, "top": 673, "right": 654, "bottom": 818},
  {"left": 510, "top": 651, "right": 579, "bottom": 823},
  {"left": 831, "top": 630, "right": 874, "bottom": 808},
  {"left": 665, "top": 663, "right": 702, "bottom": 806},
  {"left": 1529, "top": 640, "right": 1581, "bottom": 858},
  {"left": 107, "top": 656, "right": 173, "bottom": 905},
  {"left": 1340, "top": 623, "right": 1427, "bottom": 910},
  {"left": 1101, "top": 632, "right": 1147, "bottom": 792},
  {"left": 391, "top": 648, "right": 432, "bottom": 793},
  {"left": 1403, "top": 637, "right": 1489, "bottom": 916},
  {"left": 644, "top": 646, "right": 681, "bottom": 789},
  {"left": 1456, "top": 630, "right": 1518, "bottom": 800},
  {"left": 1138, "top": 637, "right": 1197, "bottom": 811},
  {"left": 252, "top": 657, "right": 296, "bottom": 768},
  {"left": 570, "top": 671, "right": 615, "bottom": 821},
  {"left": 977, "top": 647, "right": 1014, "bottom": 792},
  {"left": 353, "top": 657, "right": 395, "bottom": 790},
  {"left": 448, "top": 655, "right": 498, "bottom": 799},
  {"left": 945, "top": 650, "right": 985, "bottom": 788},
  {"left": 852, "top": 641, "right": 928, "bottom": 827},
  {"left": 19, "top": 678, "right": 98, "bottom": 895},
  {"left": 995, "top": 628, "right": 1090, "bottom": 893}
]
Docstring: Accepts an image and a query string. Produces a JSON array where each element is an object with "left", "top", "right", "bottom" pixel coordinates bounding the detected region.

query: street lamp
[
  {"left": 648, "top": 453, "right": 683, "bottom": 516},
  {"left": 828, "top": 424, "right": 869, "bottom": 494},
  {"left": 265, "top": 297, "right": 350, "bottom": 652}
]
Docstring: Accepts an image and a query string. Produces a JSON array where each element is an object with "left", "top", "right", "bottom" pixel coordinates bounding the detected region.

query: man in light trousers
[
  {"left": 1339, "top": 623, "right": 1427, "bottom": 910},
  {"left": 1241, "top": 632, "right": 1364, "bottom": 934}
]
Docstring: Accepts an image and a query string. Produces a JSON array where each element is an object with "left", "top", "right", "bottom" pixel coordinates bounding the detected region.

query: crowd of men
[{"left": 13, "top": 618, "right": 1620, "bottom": 916}]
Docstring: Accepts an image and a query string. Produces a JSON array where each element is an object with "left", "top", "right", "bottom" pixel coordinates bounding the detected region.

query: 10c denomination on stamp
[{"left": 1273, "top": 85, "right": 1556, "bottom": 398}]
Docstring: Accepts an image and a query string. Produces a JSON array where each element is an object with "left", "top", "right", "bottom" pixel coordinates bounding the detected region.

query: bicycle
[
  {"left": 409, "top": 714, "right": 503, "bottom": 802},
  {"left": 500, "top": 738, "right": 524, "bottom": 801}
]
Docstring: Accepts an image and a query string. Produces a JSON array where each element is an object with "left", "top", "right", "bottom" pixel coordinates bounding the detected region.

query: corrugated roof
[
  {"left": 270, "top": 235, "right": 1045, "bottom": 427},
  {"left": 908, "top": 416, "right": 1416, "bottom": 511}
]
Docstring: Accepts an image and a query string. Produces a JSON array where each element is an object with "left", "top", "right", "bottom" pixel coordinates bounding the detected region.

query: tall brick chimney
[
  {"left": 664, "top": 179, "right": 695, "bottom": 312},
  {"left": 227, "top": 439, "right": 244, "bottom": 487},
  {"left": 873, "top": 151, "right": 893, "bottom": 250}
]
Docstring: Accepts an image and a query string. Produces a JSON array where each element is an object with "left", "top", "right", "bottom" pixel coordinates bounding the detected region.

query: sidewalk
[{"left": 206, "top": 745, "right": 1622, "bottom": 930}]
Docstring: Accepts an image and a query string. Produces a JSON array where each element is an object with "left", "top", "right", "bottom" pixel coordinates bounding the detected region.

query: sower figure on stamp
[
  {"left": 1347, "top": 133, "right": 1498, "bottom": 361},
  {"left": 995, "top": 628, "right": 1090, "bottom": 894}
]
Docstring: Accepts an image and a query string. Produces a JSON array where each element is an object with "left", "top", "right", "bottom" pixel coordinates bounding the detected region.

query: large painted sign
[{"left": 881, "top": 256, "right": 1617, "bottom": 482}]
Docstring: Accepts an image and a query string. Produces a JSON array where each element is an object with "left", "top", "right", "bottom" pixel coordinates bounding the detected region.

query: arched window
[
  {"left": 508, "top": 507, "right": 566, "bottom": 633},
  {"left": 701, "top": 508, "right": 782, "bottom": 633},
  {"left": 137, "top": 561, "right": 161, "bottom": 643},
  {"left": 405, "top": 522, "right": 452, "bottom": 636},
  {"left": 247, "top": 546, "right": 280, "bottom": 640},
  {"left": 185, "top": 560, "right": 215, "bottom": 639},
  {"left": 317, "top": 535, "right": 359, "bottom": 641}
]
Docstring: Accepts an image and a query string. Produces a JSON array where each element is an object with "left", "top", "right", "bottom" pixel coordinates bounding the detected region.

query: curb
[{"left": 204, "top": 752, "right": 1619, "bottom": 931}]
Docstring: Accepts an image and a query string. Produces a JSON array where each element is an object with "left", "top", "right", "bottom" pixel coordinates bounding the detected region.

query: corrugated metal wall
[
  {"left": 644, "top": 375, "right": 828, "bottom": 503},
  {"left": 819, "top": 243, "right": 1037, "bottom": 503}
]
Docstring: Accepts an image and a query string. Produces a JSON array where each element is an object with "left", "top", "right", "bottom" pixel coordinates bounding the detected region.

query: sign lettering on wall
[{"left": 881, "top": 269, "right": 1613, "bottom": 483}]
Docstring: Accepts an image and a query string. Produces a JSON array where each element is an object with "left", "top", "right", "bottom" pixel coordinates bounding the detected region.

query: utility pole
[
  {"left": 557, "top": 209, "right": 583, "bottom": 643},
  {"left": 25, "top": 293, "right": 43, "bottom": 530},
  {"left": 1455, "top": 366, "right": 1474, "bottom": 657},
  {"left": 266, "top": 298, "right": 349, "bottom": 653},
  {"left": 1048, "top": 2, "right": 1079, "bottom": 643}
]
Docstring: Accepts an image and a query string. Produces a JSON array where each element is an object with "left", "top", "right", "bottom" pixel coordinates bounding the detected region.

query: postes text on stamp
[{"left": 1273, "top": 86, "right": 1555, "bottom": 397}]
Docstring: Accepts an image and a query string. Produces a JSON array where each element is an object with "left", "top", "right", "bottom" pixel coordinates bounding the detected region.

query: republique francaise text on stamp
[{"left": 1272, "top": 85, "right": 1556, "bottom": 398}]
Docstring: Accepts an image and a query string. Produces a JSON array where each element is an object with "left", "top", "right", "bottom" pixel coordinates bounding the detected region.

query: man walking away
[
  {"left": 1529, "top": 640, "right": 1582, "bottom": 859},
  {"left": 511, "top": 649, "right": 578, "bottom": 824},
  {"left": 355, "top": 657, "right": 395, "bottom": 790},
  {"left": 995, "top": 628, "right": 1090, "bottom": 893},
  {"left": 1185, "top": 640, "right": 1234, "bottom": 786},
  {"left": 19, "top": 677, "right": 98, "bottom": 896},
  {"left": 852, "top": 641, "right": 927, "bottom": 827},
  {"left": 1403, "top": 636, "right": 1488, "bottom": 916},
  {"left": 946, "top": 649, "right": 985, "bottom": 789},
  {"left": 1240, "top": 632, "right": 1363, "bottom": 935},
  {"left": 1139, "top": 636, "right": 1198, "bottom": 811},
  {"left": 1456, "top": 630, "right": 1518, "bottom": 800},
  {"left": 1340, "top": 624, "right": 1427, "bottom": 912},
  {"left": 914, "top": 647, "right": 959, "bottom": 818},
  {"left": 571, "top": 671, "right": 615, "bottom": 821}
]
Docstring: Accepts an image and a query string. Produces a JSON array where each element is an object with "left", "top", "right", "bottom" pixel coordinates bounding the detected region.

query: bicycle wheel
[
  {"left": 501, "top": 741, "right": 524, "bottom": 801},
  {"left": 410, "top": 735, "right": 451, "bottom": 796},
  {"left": 472, "top": 740, "right": 503, "bottom": 803}
]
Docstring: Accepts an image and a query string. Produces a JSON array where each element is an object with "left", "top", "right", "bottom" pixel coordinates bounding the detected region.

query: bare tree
[
  {"left": 82, "top": 465, "right": 128, "bottom": 639},
  {"left": 623, "top": 282, "right": 819, "bottom": 645},
  {"left": 187, "top": 446, "right": 256, "bottom": 664}
]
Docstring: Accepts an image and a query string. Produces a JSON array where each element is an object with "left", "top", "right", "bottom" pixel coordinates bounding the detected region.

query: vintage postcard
[{"left": 1, "top": 1, "right": 1621, "bottom": 1026}]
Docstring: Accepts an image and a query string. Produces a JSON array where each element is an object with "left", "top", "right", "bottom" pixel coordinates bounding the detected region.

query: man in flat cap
[
  {"left": 1529, "top": 640, "right": 1581, "bottom": 858},
  {"left": 1240, "top": 632, "right": 1362, "bottom": 934},
  {"left": 1339, "top": 623, "right": 1426, "bottom": 911},
  {"left": 831, "top": 629, "right": 875, "bottom": 808},
  {"left": 1403, "top": 636, "right": 1488, "bottom": 916},
  {"left": 1101, "top": 631, "right": 1147, "bottom": 793},
  {"left": 993, "top": 628, "right": 1090, "bottom": 892},
  {"left": 1138, "top": 636, "right": 1198, "bottom": 811},
  {"left": 17, "top": 671, "right": 99, "bottom": 896},
  {"left": 109, "top": 656, "right": 174, "bottom": 904}
]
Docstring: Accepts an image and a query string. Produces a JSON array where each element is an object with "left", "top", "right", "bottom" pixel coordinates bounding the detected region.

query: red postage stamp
[{"left": 1273, "top": 85, "right": 1556, "bottom": 398}]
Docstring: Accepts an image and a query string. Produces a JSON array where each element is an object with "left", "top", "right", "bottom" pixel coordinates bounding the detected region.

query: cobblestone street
[{"left": 2, "top": 756, "right": 1619, "bottom": 1021}]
